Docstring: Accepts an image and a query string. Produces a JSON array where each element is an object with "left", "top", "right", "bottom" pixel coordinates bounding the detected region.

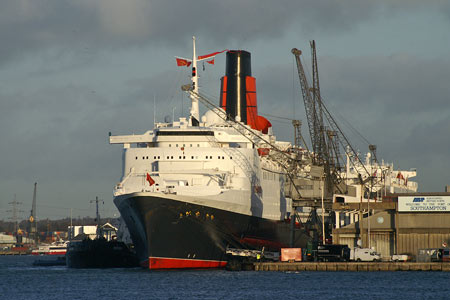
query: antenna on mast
[
  {"left": 90, "top": 196, "right": 104, "bottom": 239},
  {"left": 153, "top": 94, "right": 156, "bottom": 126}
]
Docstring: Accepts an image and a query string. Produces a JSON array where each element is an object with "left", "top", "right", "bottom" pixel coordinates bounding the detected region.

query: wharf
[
  {"left": 0, "top": 250, "right": 31, "bottom": 255},
  {"left": 253, "top": 262, "right": 450, "bottom": 272}
]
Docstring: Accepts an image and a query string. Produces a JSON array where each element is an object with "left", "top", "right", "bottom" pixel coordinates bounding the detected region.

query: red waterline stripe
[
  {"left": 149, "top": 257, "right": 227, "bottom": 269},
  {"left": 31, "top": 251, "right": 67, "bottom": 256}
]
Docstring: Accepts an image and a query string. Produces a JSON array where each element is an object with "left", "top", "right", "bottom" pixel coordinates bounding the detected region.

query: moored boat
[
  {"left": 31, "top": 241, "right": 68, "bottom": 256},
  {"left": 110, "top": 37, "right": 310, "bottom": 269}
]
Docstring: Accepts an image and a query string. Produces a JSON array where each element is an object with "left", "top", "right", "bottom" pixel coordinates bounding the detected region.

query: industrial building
[{"left": 332, "top": 192, "right": 450, "bottom": 260}]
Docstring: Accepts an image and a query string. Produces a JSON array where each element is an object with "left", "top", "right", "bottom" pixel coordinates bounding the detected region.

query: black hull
[
  {"left": 66, "top": 239, "right": 139, "bottom": 268},
  {"left": 115, "top": 195, "right": 309, "bottom": 269}
]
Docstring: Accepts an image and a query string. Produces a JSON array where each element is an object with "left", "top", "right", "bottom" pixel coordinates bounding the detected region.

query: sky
[{"left": 1, "top": 0, "right": 449, "bottom": 220}]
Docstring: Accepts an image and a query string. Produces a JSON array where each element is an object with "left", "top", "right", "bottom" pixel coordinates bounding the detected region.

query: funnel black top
[
  {"left": 224, "top": 50, "right": 252, "bottom": 123},
  {"left": 226, "top": 50, "right": 252, "bottom": 77}
]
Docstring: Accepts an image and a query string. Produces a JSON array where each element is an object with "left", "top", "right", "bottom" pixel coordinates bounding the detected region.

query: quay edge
[{"left": 253, "top": 262, "right": 450, "bottom": 272}]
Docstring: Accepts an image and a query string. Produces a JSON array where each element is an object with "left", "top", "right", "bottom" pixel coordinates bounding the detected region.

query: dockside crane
[{"left": 292, "top": 42, "right": 372, "bottom": 197}]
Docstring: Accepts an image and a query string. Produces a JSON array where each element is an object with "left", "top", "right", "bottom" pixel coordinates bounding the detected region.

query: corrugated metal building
[{"left": 332, "top": 193, "right": 450, "bottom": 260}]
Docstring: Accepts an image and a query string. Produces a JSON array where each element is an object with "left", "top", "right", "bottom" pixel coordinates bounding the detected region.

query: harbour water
[{"left": 1, "top": 256, "right": 449, "bottom": 299}]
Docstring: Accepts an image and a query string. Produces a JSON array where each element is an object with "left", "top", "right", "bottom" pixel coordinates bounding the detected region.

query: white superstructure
[
  {"left": 110, "top": 115, "right": 291, "bottom": 221},
  {"left": 110, "top": 37, "right": 291, "bottom": 221},
  {"left": 334, "top": 151, "right": 418, "bottom": 204}
]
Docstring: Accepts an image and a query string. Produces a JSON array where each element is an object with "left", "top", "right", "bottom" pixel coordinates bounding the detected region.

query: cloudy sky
[{"left": 1, "top": 0, "right": 449, "bottom": 220}]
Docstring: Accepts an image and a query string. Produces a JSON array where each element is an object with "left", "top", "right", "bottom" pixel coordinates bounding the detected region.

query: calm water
[{"left": 1, "top": 256, "right": 449, "bottom": 300}]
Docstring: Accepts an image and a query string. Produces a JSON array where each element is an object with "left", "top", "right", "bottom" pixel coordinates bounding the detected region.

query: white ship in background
[{"left": 334, "top": 151, "right": 418, "bottom": 204}]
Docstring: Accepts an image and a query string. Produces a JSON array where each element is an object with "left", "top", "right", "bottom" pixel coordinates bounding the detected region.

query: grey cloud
[{"left": 2, "top": 0, "right": 445, "bottom": 67}]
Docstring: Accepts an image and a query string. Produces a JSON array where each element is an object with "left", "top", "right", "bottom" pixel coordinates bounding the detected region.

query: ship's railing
[{"left": 114, "top": 169, "right": 232, "bottom": 196}]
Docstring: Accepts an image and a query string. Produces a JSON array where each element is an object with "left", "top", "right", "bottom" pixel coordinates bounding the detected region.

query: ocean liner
[{"left": 110, "top": 37, "right": 309, "bottom": 269}]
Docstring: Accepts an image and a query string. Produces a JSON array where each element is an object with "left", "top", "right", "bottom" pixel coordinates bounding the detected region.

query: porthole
[
  {"left": 191, "top": 156, "right": 194, "bottom": 159},
  {"left": 166, "top": 156, "right": 169, "bottom": 159},
  {"left": 153, "top": 156, "right": 156, "bottom": 159},
  {"left": 135, "top": 157, "right": 138, "bottom": 160}
]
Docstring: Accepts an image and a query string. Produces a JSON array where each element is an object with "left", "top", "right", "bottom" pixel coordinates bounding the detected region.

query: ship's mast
[
  {"left": 189, "top": 36, "right": 200, "bottom": 126},
  {"left": 29, "top": 182, "right": 38, "bottom": 245}
]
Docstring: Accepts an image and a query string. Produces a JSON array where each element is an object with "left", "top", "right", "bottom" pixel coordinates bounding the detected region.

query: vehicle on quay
[
  {"left": 350, "top": 247, "right": 380, "bottom": 262},
  {"left": 304, "top": 242, "right": 350, "bottom": 262},
  {"left": 391, "top": 254, "right": 410, "bottom": 262}
]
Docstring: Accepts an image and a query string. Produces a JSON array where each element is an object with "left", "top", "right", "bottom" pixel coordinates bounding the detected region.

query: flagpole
[{"left": 189, "top": 36, "right": 200, "bottom": 126}]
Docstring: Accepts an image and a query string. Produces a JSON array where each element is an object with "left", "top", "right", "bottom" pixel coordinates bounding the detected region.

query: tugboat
[{"left": 66, "top": 197, "right": 138, "bottom": 268}]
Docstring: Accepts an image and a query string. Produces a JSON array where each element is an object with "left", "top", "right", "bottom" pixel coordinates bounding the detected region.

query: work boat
[
  {"left": 31, "top": 241, "right": 68, "bottom": 256},
  {"left": 110, "top": 37, "right": 309, "bottom": 269}
]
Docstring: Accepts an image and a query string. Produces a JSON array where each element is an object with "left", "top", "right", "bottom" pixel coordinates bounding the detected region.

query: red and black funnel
[{"left": 220, "top": 50, "right": 271, "bottom": 133}]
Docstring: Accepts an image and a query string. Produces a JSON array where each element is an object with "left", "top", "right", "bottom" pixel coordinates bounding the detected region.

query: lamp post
[{"left": 321, "top": 175, "right": 326, "bottom": 245}]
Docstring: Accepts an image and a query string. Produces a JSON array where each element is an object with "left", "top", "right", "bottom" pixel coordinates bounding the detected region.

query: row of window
[
  {"left": 168, "top": 144, "right": 200, "bottom": 147},
  {"left": 262, "top": 171, "right": 277, "bottom": 181},
  {"left": 135, "top": 156, "right": 233, "bottom": 160}
]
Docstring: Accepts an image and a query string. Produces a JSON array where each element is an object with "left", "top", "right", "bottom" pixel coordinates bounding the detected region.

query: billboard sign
[{"left": 398, "top": 196, "right": 450, "bottom": 212}]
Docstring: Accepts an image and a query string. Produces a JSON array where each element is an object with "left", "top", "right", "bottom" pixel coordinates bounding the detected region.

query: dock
[
  {"left": 0, "top": 250, "right": 31, "bottom": 256},
  {"left": 253, "top": 262, "right": 450, "bottom": 272}
]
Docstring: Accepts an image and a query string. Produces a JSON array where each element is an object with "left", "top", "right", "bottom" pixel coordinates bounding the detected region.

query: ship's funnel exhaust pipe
[
  {"left": 220, "top": 50, "right": 272, "bottom": 133},
  {"left": 223, "top": 50, "right": 251, "bottom": 123}
]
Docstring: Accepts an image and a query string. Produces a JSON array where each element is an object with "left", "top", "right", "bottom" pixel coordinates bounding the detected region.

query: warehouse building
[{"left": 332, "top": 192, "right": 450, "bottom": 260}]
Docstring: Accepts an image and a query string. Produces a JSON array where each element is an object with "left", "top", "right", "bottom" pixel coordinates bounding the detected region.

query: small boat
[
  {"left": 31, "top": 241, "right": 68, "bottom": 256},
  {"left": 66, "top": 238, "right": 139, "bottom": 268},
  {"left": 32, "top": 256, "right": 66, "bottom": 267}
]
